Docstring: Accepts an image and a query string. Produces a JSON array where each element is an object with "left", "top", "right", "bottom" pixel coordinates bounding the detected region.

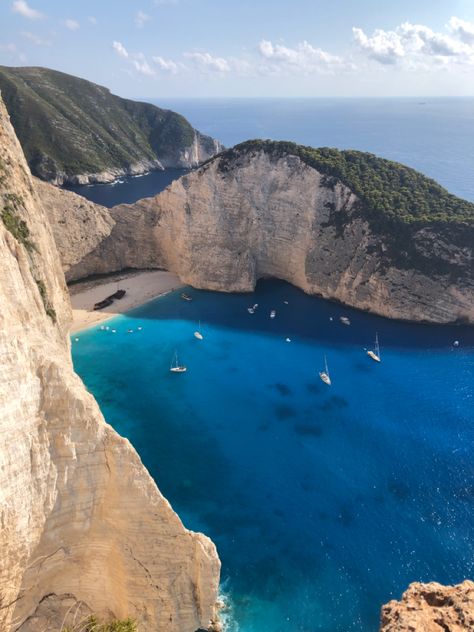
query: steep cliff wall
[
  {"left": 43, "top": 145, "right": 473, "bottom": 324},
  {"left": 380, "top": 581, "right": 474, "bottom": 631},
  {"left": 0, "top": 66, "right": 223, "bottom": 184},
  {"left": 0, "top": 97, "right": 220, "bottom": 631}
]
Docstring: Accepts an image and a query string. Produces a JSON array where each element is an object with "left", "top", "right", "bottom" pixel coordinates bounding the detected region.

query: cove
[{"left": 72, "top": 279, "right": 474, "bottom": 632}]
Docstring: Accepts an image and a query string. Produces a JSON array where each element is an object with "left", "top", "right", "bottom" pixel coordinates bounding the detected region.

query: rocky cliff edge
[{"left": 0, "top": 94, "right": 220, "bottom": 631}]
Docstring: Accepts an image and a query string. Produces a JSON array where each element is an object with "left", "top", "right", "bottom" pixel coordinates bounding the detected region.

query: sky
[{"left": 1, "top": 0, "right": 474, "bottom": 98}]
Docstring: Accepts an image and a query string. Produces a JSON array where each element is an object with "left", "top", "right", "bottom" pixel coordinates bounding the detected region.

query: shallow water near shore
[{"left": 72, "top": 280, "right": 474, "bottom": 631}]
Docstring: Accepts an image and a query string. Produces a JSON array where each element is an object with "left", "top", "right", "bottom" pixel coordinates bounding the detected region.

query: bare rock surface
[
  {"left": 380, "top": 581, "right": 474, "bottom": 631},
  {"left": 0, "top": 95, "right": 220, "bottom": 631},
  {"left": 43, "top": 148, "right": 473, "bottom": 324}
]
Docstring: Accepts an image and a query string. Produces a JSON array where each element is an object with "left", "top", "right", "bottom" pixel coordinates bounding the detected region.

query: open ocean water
[
  {"left": 71, "top": 99, "right": 474, "bottom": 631},
  {"left": 69, "top": 98, "right": 474, "bottom": 206}
]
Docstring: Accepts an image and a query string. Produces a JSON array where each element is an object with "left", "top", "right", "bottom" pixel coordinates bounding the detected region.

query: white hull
[
  {"left": 367, "top": 350, "right": 380, "bottom": 362},
  {"left": 319, "top": 371, "right": 331, "bottom": 385},
  {"left": 194, "top": 332, "right": 203, "bottom": 340}
]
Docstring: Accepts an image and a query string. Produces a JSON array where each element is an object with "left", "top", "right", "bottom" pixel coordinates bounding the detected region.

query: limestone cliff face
[
  {"left": 0, "top": 97, "right": 220, "bottom": 631},
  {"left": 45, "top": 148, "right": 473, "bottom": 324},
  {"left": 380, "top": 581, "right": 474, "bottom": 631}
]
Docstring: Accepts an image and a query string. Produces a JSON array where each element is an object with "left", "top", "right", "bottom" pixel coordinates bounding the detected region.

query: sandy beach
[{"left": 69, "top": 270, "right": 182, "bottom": 333}]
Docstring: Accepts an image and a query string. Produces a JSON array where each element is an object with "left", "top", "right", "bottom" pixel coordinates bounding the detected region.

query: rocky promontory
[
  {"left": 0, "top": 92, "right": 220, "bottom": 631},
  {"left": 380, "top": 581, "right": 474, "bottom": 631},
  {"left": 0, "top": 65, "right": 223, "bottom": 184},
  {"left": 43, "top": 141, "right": 473, "bottom": 324}
]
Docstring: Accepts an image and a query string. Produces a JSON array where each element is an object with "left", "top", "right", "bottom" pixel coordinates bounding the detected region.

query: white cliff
[
  {"left": 0, "top": 95, "right": 220, "bottom": 631},
  {"left": 43, "top": 146, "right": 473, "bottom": 324}
]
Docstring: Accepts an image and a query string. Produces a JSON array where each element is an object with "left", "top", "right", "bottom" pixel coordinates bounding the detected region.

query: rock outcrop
[
  {"left": 0, "top": 65, "right": 223, "bottom": 185},
  {"left": 0, "top": 95, "right": 220, "bottom": 631},
  {"left": 42, "top": 144, "right": 473, "bottom": 324},
  {"left": 380, "top": 581, "right": 474, "bottom": 631}
]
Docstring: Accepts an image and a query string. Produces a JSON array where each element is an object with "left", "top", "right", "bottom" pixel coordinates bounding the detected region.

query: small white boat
[
  {"left": 270, "top": 310, "right": 276, "bottom": 319},
  {"left": 247, "top": 307, "right": 255, "bottom": 314},
  {"left": 285, "top": 337, "right": 291, "bottom": 342},
  {"left": 170, "top": 351, "right": 187, "bottom": 373},
  {"left": 319, "top": 356, "right": 331, "bottom": 386},
  {"left": 340, "top": 316, "right": 351, "bottom": 326},
  {"left": 367, "top": 333, "right": 381, "bottom": 362},
  {"left": 453, "top": 340, "right": 460, "bottom": 347},
  {"left": 181, "top": 293, "right": 192, "bottom": 301},
  {"left": 253, "top": 303, "right": 258, "bottom": 309},
  {"left": 283, "top": 301, "right": 289, "bottom": 305},
  {"left": 194, "top": 321, "right": 204, "bottom": 340}
]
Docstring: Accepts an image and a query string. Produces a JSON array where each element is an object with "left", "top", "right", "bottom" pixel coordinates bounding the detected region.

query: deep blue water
[
  {"left": 64, "top": 168, "right": 187, "bottom": 207},
  {"left": 69, "top": 98, "right": 474, "bottom": 207},
  {"left": 156, "top": 98, "right": 474, "bottom": 202},
  {"left": 72, "top": 280, "right": 474, "bottom": 632}
]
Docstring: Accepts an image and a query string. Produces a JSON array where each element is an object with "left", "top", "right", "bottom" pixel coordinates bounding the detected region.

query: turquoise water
[{"left": 72, "top": 280, "right": 474, "bottom": 632}]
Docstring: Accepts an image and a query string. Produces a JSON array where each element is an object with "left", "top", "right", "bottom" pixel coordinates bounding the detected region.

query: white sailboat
[
  {"left": 270, "top": 310, "right": 276, "bottom": 319},
  {"left": 194, "top": 320, "right": 204, "bottom": 340},
  {"left": 170, "top": 350, "right": 187, "bottom": 373},
  {"left": 319, "top": 356, "right": 331, "bottom": 386},
  {"left": 367, "top": 333, "right": 381, "bottom": 362}
]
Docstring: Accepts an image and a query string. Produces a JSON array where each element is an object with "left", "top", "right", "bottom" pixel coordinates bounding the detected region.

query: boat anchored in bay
[
  {"left": 170, "top": 351, "right": 187, "bottom": 373},
  {"left": 319, "top": 356, "right": 331, "bottom": 386},
  {"left": 194, "top": 321, "right": 204, "bottom": 340},
  {"left": 367, "top": 333, "right": 381, "bottom": 362}
]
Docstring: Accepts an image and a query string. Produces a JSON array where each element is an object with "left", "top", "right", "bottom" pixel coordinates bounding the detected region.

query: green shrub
[
  {"left": 1, "top": 204, "right": 35, "bottom": 251},
  {"left": 218, "top": 140, "right": 474, "bottom": 226},
  {"left": 35, "top": 278, "right": 57, "bottom": 323},
  {"left": 63, "top": 615, "right": 137, "bottom": 632}
]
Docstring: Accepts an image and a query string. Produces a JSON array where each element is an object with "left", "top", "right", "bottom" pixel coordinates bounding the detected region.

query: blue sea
[
  {"left": 69, "top": 98, "right": 474, "bottom": 206},
  {"left": 72, "top": 282, "right": 474, "bottom": 632},
  {"left": 71, "top": 99, "right": 474, "bottom": 631}
]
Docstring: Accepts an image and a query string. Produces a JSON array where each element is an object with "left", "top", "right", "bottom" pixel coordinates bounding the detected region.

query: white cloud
[
  {"left": 184, "top": 51, "right": 231, "bottom": 73},
  {"left": 352, "top": 27, "right": 404, "bottom": 64},
  {"left": 353, "top": 17, "right": 474, "bottom": 68},
  {"left": 88, "top": 16, "right": 97, "bottom": 26},
  {"left": 65, "top": 19, "right": 80, "bottom": 31},
  {"left": 133, "top": 53, "right": 155, "bottom": 76},
  {"left": 152, "top": 55, "right": 181, "bottom": 73},
  {"left": 448, "top": 17, "right": 474, "bottom": 45},
  {"left": 21, "top": 30, "right": 52, "bottom": 46},
  {"left": 112, "top": 40, "right": 129, "bottom": 58},
  {"left": 135, "top": 10, "right": 151, "bottom": 28},
  {"left": 258, "top": 39, "right": 347, "bottom": 74},
  {"left": 12, "top": 0, "right": 42, "bottom": 20}
]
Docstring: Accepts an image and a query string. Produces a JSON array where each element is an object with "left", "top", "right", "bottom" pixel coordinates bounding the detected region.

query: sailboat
[
  {"left": 367, "top": 333, "right": 381, "bottom": 362},
  {"left": 170, "top": 350, "right": 187, "bottom": 373},
  {"left": 319, "top": 356, "right": 331, "bottom": 385},
  {"left": 194, "top": 320, "right": 204, "bottom": 340}
]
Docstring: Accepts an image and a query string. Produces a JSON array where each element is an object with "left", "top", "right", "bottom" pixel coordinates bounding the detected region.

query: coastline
[{"left": 69, "top": 269, "right": 182, "bottom": 333}]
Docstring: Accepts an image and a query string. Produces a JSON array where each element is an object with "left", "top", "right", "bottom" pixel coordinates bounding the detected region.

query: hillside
[
  {"left": 0, "top": 65, "right": 222, "bottom": 184},
  {"left": 216, "top": 140, "right": 474, "bottom": 225},
  {"left": 0, "top": 90, "right": 220, "bottom": 631},
  {"left": 38, "top": 141, "right": 473, "bottom": 324}
]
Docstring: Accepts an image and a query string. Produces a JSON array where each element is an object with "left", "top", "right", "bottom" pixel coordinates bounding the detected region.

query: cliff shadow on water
[
  {"left": 125, "top": 279, "right": 474, "bottom": 351},
  {"left": 72, "top": 277, "right": 474, "bottom": 632}
]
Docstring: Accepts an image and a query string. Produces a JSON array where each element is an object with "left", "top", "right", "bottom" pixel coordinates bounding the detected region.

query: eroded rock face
[
  {"left": 43, "top": 148, "right": 473, "bottom": 324},
  {"left": 0, "top": 97, "right": 220, "bottom": 631},
  {"left": 380, "top": 581, "right": 474, "bottom": 631}
]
